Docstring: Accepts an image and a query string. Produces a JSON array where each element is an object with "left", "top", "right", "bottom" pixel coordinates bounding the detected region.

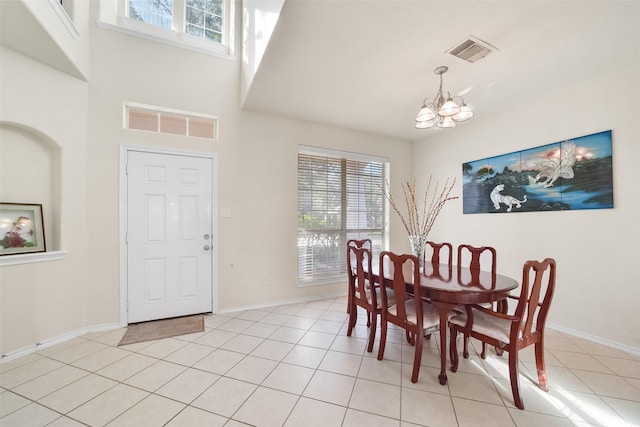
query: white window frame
[
  {"left": 51, "top": 0, "right": 79, "bottom": 39},
  {"left": 297, "top": 146, "right": 389, "bottom": 286},
  {"left": 106, "top": 0, "right": 235, "bottom": 58}
]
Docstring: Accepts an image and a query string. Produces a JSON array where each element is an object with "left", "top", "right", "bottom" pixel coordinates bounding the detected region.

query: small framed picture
[{"left": 0, "top": 203, "right": 46, "bottom": 256}]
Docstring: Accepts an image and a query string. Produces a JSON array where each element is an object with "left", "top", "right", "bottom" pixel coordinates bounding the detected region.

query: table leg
[
  {"left": 431, "top": 301, "right": 456, "bottom": 385},
  {"left": 496, "top": 298, "right": 508, "bottom": 314}
]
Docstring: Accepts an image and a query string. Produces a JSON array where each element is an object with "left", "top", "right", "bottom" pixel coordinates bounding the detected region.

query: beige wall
[
  {"left": 0, "top": 47, "right": 89, "bottom": 355},
  {"left": 411, "top": 62, "right": 640, "bottom": 350},
  {"left": 85, "top": 24, "right": 410, "bottom": 327}
]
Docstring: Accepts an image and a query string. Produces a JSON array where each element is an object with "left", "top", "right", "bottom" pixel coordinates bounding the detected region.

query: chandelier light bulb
[
  {"left": 437, "top": 116, "right": 456, "bottom": 128},
  {"left": 416, "top": 104, "right": 436, "bottom": 122},
  {"left": 453, "top": 103, "right": 474, "bottom": 122},
  {"left": 438, "top": 98, "right": 461, "bottom": 117},
  {"left": 415, "top": 120, "right": 434, "bottom": 129}
]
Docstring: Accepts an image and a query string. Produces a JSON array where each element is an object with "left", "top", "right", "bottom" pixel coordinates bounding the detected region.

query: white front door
[{"left": 126, "top": 150, "right": 214, "bottom": 323}]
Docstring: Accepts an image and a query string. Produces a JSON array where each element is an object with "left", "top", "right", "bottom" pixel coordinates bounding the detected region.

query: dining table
[{"left": 370, "top": 260, "right": 519, "bottom": 385}]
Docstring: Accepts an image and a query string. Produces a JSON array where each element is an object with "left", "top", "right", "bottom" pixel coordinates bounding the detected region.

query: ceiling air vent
[{"left": 447, "top": 36, "right": 497, "bottom": 63}]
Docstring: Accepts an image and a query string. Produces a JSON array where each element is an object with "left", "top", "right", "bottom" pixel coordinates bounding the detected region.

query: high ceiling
[{"left": 242, "top": 1, "right": 640, "bottom": 142}]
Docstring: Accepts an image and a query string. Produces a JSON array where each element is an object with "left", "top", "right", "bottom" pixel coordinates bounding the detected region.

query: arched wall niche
[{"left": 0, "top": 122, "right": 62, "bottom": 251}]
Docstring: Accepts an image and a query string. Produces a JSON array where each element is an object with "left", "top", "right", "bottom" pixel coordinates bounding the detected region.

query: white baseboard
[
  {"left": 219, "top": 291, "right": 347, "bottom": 315},
  {"left": 547, "top": 322, "right": 640, "bottom": 357},
  {"left": 0, "top": 322, "right": 123, "bottom": 364},
  {"left": 1, "top": 293, "right": 348, "bottom": 363}
]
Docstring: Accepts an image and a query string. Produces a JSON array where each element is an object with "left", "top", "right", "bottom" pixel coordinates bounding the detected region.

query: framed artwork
[
  {"left": 462, "top": 130, "right": 613, "bottom": 214},
  {"left": 0, "top": 203, "right": 46, "bottom": 255}
]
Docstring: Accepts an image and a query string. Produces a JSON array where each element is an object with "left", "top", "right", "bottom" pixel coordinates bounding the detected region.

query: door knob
[
  {"left": 204, "top": 234, "right": 210, "bottom": 240},
  {"left": 203, "top": 245, "right": 211, "bottom": 251}
]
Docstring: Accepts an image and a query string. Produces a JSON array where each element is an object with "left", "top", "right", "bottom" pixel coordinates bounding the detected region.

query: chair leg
[
  {"left": 494, "top": 344, "right": 504, "bottom": 357},
  {"left": 346, "top": 304, "right": 357, "bottom": 336},
  {"left": 449, "top": 325, "right": 459, "bottom": 373},
  {"left": 377, "top": 316, "right": 387, "bottom": 361},
  {"left": 366, "top": 311, "right": 371, "bottom": 327},
  {"left": 406, "top": 330, "right": 415, "bottom": 346},
  {"left": 494, "top": 299, "right": 506, "bottom": 357},
  {"left": 508, "top": 350, "right": 524, "bottom": 410},
  {"left": 462, "top": 306, "right": 472, "bottom": 358},
  {"left": 462, "top": 333, "right": 470, "bottom": 359},
  {"left": 367, "top": 312, "right": 377, "bottom": 353},
  {"left": 411, "top": 329, "right": 423, "bottom": 383},
  {"left": 535, "top": 341, "right": 549, "bottom": 391}
]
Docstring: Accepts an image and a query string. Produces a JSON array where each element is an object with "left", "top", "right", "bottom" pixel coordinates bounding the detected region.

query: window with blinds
[{"left": 297, "top": 147, "right": 388, "bottom": 285}]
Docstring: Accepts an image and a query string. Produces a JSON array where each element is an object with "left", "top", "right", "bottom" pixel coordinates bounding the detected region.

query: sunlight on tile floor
[{"left": 1, "top": 296, "right": 639, "bottom": 426}]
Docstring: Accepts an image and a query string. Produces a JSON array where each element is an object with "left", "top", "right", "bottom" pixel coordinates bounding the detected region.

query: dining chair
[
  {"left": 448, "top": 258, "right": 556, "bottom": 409},
  {"left": 346, "top": 239, "right": 372, "bottom": 315},
  {"left": 417, "top": 241, "right": 453, "bottom": 300},
  {"left": 347, "top": 238, "right": 372, "bottom": 252},
  {"left": 425, "top": 241, "right": 453, "bottom": 266},
  {"left": 377, "top": 251, "right": 440, "bottom": 383},
  {"left": 457, "top": 244, "right": 496, "bottom": 284},
  {"left": 457, "top": 244, "right": 498, "bottom": 356},
  {"left": 346, "top": 242, "right": 388, "bottom": 352}
]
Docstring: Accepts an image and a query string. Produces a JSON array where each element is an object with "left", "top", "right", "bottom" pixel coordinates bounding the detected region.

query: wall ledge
[{"left": 0, "top": 250, "right": 67, "bottom": 267}]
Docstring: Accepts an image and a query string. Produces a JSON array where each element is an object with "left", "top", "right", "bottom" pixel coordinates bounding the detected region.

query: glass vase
[{"left": 408, "top": 234, "right": 428, "bottom": 269}]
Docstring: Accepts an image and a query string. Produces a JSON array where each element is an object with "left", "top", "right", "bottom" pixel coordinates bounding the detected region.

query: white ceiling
[{"left": 242, "top": 1, "right": 640, "bottom": 142}]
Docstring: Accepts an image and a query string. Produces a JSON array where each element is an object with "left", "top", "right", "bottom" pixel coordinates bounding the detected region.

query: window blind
[{"left": 297, "top": 148, "right": 387, "bottom": 285}]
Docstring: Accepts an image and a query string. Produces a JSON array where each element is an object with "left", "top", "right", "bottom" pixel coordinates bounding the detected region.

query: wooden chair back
[
  {"left": 347, "top": 239, "right": 372, "bottom": 276},
  {"left": 425, "top": 241, "right": 453, "bottom": 266},
  {"left": 457, "top": 244, "right": 496, "bottom": 271},
  {"left": 513, "top": 258, "right": 556, "bottom": 347},
  {"left": 346, "top": 241, "right": 379, "bottom": 352},
  {"left": 378, "top": 251, "right": 423, "bottom": 325},
  {"left": 347, "top": 244, "right": 376, "bottom": 310},
  {"left": 457, "top": 244, "right": 497, "bottom": 286}
]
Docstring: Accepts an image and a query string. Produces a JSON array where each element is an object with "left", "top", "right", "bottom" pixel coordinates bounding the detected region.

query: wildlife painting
[{"left": 462, "top": 130, "right": 613, "bottom": 214}]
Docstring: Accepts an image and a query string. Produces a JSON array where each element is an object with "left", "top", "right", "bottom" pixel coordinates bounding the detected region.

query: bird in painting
[{"left": 531, "top": 140, "right": 577, "bottom": 188}]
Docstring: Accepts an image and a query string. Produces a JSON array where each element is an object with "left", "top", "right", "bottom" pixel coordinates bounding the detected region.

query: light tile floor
[{"left": 1, "top": 296, "right": 639, "bottom": 426}]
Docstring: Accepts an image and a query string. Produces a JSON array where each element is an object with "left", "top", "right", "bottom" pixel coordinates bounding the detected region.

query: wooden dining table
[{"left": 371, "top": 261, "right": 519, "bottom": 385}]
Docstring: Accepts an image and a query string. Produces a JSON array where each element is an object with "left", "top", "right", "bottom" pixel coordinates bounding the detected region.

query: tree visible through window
[
  {"left": 129, "top": 0, "right": 173, "bottom": 29},
  {"left": 297, "top": 148, "right": 388, "bottom": 284},
  {"left": 186, "top": 0, "right": 223, "bottom": 42},
  {"left": 128, "top": 0, "right": 224, "bottom": 43}
]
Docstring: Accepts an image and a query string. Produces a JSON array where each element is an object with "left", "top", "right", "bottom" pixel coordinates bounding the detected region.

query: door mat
[{"left": 118, "top": 314, "right": 205, "bottom": 346}]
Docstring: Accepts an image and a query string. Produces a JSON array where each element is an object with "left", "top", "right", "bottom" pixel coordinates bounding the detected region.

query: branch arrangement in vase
[{"left": 384, "top": 175, "right": 458, "bottom": 238}]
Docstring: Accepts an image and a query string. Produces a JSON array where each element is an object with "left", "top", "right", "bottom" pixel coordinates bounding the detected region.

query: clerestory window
[
  {"left": 128, "top": 0, "right": 224, "bottom": 42},
  {"left": 112, "top": 0, "right": 233, "bottom": 56},
  {"left": 297, "top": 146, "right": 389, "bottom": 285}
]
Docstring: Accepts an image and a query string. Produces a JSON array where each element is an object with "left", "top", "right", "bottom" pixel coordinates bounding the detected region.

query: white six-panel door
[{"left": 126, "top": 150, "right": 214, "bottom": 323}]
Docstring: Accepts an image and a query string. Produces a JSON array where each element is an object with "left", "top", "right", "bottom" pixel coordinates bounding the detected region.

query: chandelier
[{"left": 415, "top": 66, "right": 473, "bottom": 129}]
